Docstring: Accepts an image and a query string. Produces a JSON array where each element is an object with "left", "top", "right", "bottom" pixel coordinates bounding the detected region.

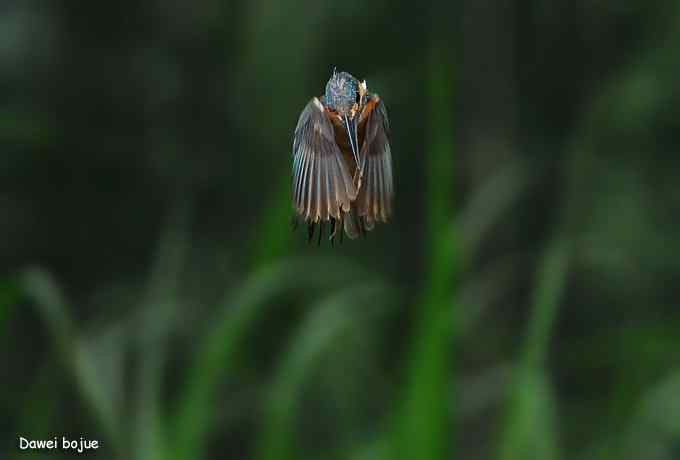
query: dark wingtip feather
[
  {"left": 307, "top": 222, "right": 315, "bottom": 243},
  {"left": 359, "top": 217, "right": 367, "bottom": 238},
  {"left": 317, "top": 221, "right": 324, "bottom": 246},
  {"left": 301, "top": 215, "right": 365, "bottom": 246},
  {"left": 329, "top": 218, "right": 337, "bottom": 245},
  {"left": 340, "top": 217, "right": 345, "bottom": 244}
]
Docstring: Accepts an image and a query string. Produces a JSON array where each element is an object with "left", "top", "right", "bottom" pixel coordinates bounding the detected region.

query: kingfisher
[{"left": 291, "top": 68, "right": 393, "bottom": 244}]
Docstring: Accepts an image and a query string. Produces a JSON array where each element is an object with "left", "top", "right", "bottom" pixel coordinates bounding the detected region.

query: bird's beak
[{"left": 343, "top": 114, "right": 360, "bottom": 169}]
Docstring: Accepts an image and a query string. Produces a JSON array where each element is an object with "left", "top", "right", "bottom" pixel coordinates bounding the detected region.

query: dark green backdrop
[{"left": 2, "top": 1, "right": 680, "bottom": 459}]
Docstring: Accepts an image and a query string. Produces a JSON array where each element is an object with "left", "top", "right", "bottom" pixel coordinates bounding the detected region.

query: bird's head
[
  {"left": 324, "top": 69, "right": 368, "bottom": 167},
  {"left": 324, "top": 69, "right": 368, "bottom": 119}
]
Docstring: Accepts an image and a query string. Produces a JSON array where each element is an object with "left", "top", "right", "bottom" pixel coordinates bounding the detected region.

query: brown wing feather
[
  {"left": 292, "top": 97, "right": 356, "bottom": 223},
  {"left": 355, "top": 95, "right": 393, "bottom": 228}
]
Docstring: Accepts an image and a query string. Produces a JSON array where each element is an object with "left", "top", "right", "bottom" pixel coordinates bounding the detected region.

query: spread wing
[
  {"left": 356, "top": 95, "right": 393, "bottom": 229},
  {"left": 292, "top": 97, "right": 356, "bottom": 223}
]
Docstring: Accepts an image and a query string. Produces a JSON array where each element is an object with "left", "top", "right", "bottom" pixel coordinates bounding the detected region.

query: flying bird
[{"left": 291, "top": 69, "right": 393, "bottom": 244}]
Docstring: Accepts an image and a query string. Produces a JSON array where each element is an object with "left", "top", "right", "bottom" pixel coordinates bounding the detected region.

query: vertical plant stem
[
  {"left": 522, "top": 240, "right": 570, "bottom": 372},
  {"left": 255, "top": 286, "right": 386, "bottom": 460},
  {"left": 498, "top": 239, "right": 570, "bottom": 460},
  {"left": 170, "top": 261, "right": 360, "bottom": 460},
  {"left": 134, "top": 205, "right": 190, "bottom": 460},
  {"left": 394, "top": 45, "right": 458, "bottom": 460}
]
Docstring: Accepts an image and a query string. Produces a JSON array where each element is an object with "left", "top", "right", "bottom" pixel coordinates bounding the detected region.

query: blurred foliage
[
  {"left": 392, "top": 46, "right": 457, "bottom": 460},
  {"left": 2, "top": 1, "right": 680, "bottom": 460}
]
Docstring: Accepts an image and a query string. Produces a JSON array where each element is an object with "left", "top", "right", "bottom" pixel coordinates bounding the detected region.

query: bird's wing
[
  {"left": 292, "top": 97, "right": 357, "bottom": 223},
  {"left": 355, "top": 95, "right": 393, "bottom": 229}
]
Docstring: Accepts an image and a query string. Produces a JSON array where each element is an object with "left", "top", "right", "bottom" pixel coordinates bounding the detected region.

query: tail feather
[
  {"left": 343, "top": 208, "right": 360, "bottom": 239},
  {"left": 293, "top": 206, "right": 365, "bottom": 244}
]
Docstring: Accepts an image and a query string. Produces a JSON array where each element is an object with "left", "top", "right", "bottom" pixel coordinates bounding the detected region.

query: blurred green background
[{"left": 2, "top": 1, "right": 680, "bottom": 459}]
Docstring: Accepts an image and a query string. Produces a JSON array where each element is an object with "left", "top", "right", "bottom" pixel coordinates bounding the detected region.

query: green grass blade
[
  {"left": 255, "top": 284, "right": 388, "bottom": 460},
  {"left": 133, "top": 208, "right": 190, "bottom": 460},
  {"left": 499, "top": 370, "right": 560, "bottom": 460},
  {"left": 498, "top": 239, "right": 570, "bottom": 460},
  {"left": 393, "top": 46, "right": 458, "bottom": 460},
  {"left": 20, "top": 268, "right": 123, "bottom": 455},
  {"left": 523, "top": 239, "right": 570, "bottom": 371},
  {"left": 171, "top": 258, "right": 367, "bottom": 460}
]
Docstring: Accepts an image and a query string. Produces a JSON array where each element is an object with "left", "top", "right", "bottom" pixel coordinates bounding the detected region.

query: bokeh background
[{"left": 2, "top": 1, "right": 680, "bottom": 459}]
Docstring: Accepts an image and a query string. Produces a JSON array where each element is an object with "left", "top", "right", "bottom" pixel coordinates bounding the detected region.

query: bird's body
[{"left": 291, "top": 70, "right": 393, "bottom": 243}]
